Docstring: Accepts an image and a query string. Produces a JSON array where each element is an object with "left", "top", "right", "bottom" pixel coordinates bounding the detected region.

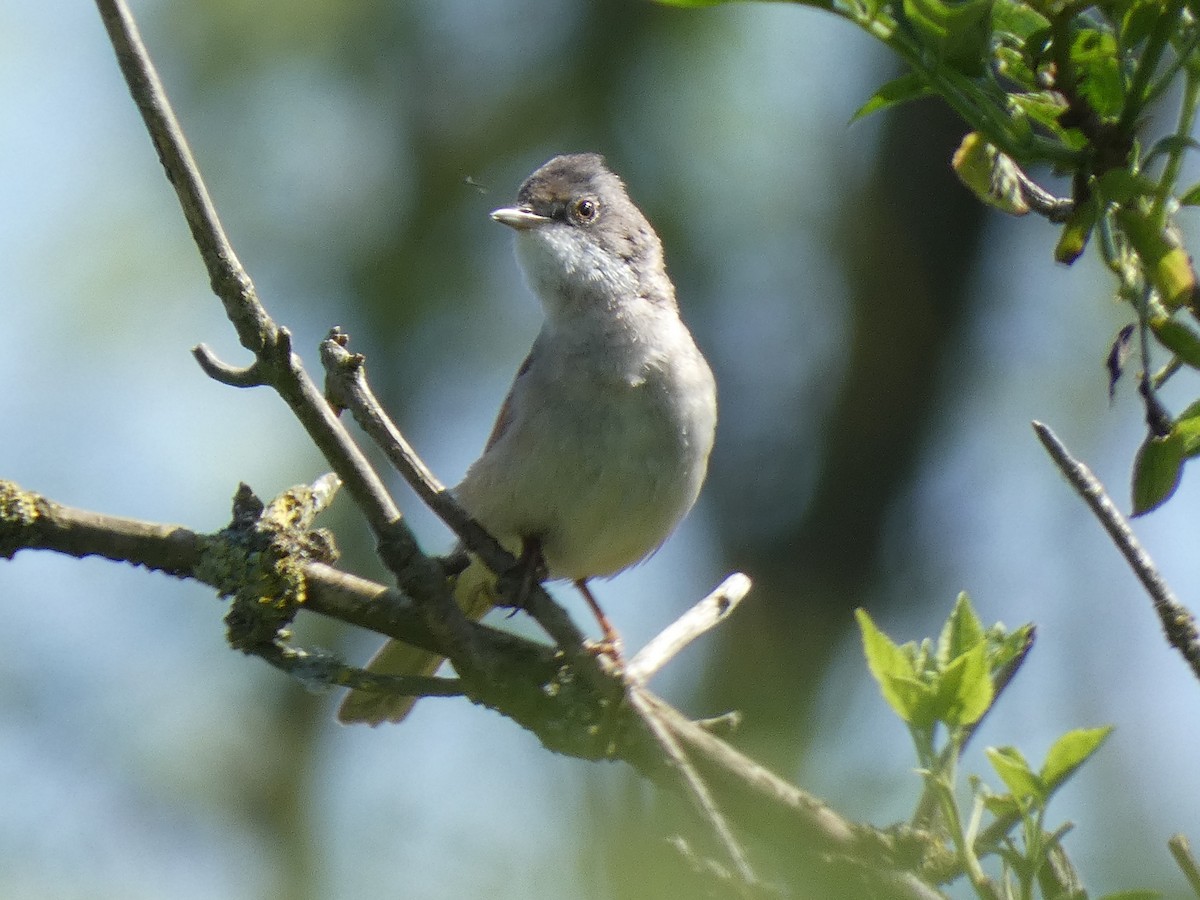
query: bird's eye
[{"left": 572, "top": 197, "right": 598, "bottom": 223}]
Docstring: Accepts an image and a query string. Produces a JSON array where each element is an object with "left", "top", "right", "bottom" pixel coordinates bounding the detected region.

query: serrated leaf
[
  {"left": 1131, "top": 430, "right": 1185, "bottom": 515},
  {"left": 932, "top": 640, "right": 994, "bottom": 725},
  {"left": 1071, "top": 28, "right": 1123, "bottom": 119},
  {"left": 937, "top": 591, "right": 986, "bottom": 666},
  {"left": 1041, "top": 725, "right": 1114, "bottom": 793},
  {"left": 852, "top": 73, "right": 933, "bottom": 122},
  {"left": 987, "top": 745, "right": 1043, "bottom": 801}
]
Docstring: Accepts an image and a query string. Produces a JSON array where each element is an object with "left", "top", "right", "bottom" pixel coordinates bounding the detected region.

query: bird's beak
[{"left": 490, "top": 206, "right": 551, "bottom": 231}]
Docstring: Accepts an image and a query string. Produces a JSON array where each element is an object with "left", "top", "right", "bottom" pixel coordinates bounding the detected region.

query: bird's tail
[{"left": 336, "top": 558, "right": 498, "bottom": 726}]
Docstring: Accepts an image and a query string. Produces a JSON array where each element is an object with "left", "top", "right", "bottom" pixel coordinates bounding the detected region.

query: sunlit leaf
[
  {"left": 937, "top": 591, "right": 986, "bottom": 665},
  {"left": 857, "top": 609, "right": 931, "bottom": 723},
  {"left": 1041, "top": 725, "right": 1114, "bottom": 795},
  {"left": 932, "top": 639, "right": 993, "bottom": 726},
  {"left": 991, "top": 0, "right": 1050, "bottom": 39},
  {"left": 953, "top": 132, "right": 1030, "bottom": 215},
  {"left": 987, "top": 745, "right": 1043, "bottom": 802}
]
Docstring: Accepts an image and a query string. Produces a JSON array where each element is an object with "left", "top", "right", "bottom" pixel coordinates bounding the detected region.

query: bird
[{"left": 338, "top": 153, "right": 717, "bottom": 725}]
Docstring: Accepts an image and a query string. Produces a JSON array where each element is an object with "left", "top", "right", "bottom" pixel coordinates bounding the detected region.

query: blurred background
[{"left": 3, "top": 0, "right": 1199, "bottom": 897}]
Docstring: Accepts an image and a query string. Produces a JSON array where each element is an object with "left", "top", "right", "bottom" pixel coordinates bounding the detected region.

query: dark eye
[{"left": 572, "top": 197, "right": 598, "bottom": 223}]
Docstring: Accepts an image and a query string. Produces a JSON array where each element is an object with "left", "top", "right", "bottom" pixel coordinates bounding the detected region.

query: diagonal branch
[
  {"left": 94, "top": 0, "right": 402, "bottom": 543},
  {"left": 1033, "top": 420, "right": 1200, "bottom": 683}
]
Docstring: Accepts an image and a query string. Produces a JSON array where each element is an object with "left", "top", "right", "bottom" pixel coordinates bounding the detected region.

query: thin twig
[
  {"left": 627, "top": 573, "right": 752, "bottom": 683},
  {"left": 1033, "top": 421, "right": 1200, "bottom": 682},
  {"left": 94, "top": 0, "right": 404, "bottom": 542},
  {"left": 1170, "top": 834, "right": 1200, "bottom": 898},
  {"left": 254, "top": 643, "right": 466, "bottom": 699},
  {"left": 627, "top": 686, "right": 760, "bottom": 890}
]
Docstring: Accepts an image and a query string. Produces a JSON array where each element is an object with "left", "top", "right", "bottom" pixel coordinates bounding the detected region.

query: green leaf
[
  {"left": 858, "top": 609, "right": 931, "bottom": 723},
  {"left": 988, "top": 622, "right": 1035, "bottom": 674},
  {"left": 1150, "top": 317, "right": 1200, "bottom": 369},
  {"left": 987, "top": 745, "right": 1044, "bottom": 802},
  {"left": 1120, "top": 0, "right": 1161, "bottom": 48},
  {"left": 1096, "top": 168, "right": 1158, "bottom": 205},
  {"left": 1175, "top": 400, "right": 1200, "bottom": 456},
  {"left": 1097, "top": 891, "right": 1163, "bottom": 900},
  {"left": 852, "top": 73, "right": 933, "bottom": 122},
  {"left": 981, "top": 791, "right": 1021, "bottom": 818},
  {"left": 902, "top": 0, "right": 995, "bottom": 76},
  {"left": 992, "top": 0, "right": 1050, "bottom": 39},
  {"left": 1055, "top": 195, "right": 1099, "bottom": 263},
  {"left": 952, "top": 133, "right": 1030, "bottom": 215},
  {"left": 1131, "top": 430, "right": 1185, "bottom": 515},
  {"left": 1180, "top": 182, "right": 1200, "bottom": 206},
  {"left": 932, "top": 640, "right": 994, "bottom": 726},
  {"left": 1071, "top": 28, "right": 1124, "bottom": 119},
  {"left": 1116, "top": 206, "right": 1198, "bottom": 309},
  {"left": 1041, "top": 725, "right": 1114, "bottom": 794},
  {"left": 1144, "top": 134, "right": 1200, "bottom": 166},
  {"left": 937, "top": 591, "right": 986, "bottom": 666},
  {"left": 1008, "top": 90, "right": 1071, "bottom": 135}
]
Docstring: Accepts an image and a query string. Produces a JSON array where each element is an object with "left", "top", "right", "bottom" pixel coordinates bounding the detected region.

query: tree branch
[
  {"left": 1033, "top": 420, "right": 1200, "bottom": 683},
  {"left": 1, "top": 477, "right": 943, "bottom": 895}
]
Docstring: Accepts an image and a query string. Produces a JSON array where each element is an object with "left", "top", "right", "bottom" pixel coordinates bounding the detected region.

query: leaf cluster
[
  {"left": 660, "top": 0, "right": 1200, "bottom": 516},
  {"left": 859, "top": 594, "right": 1138, "bottom": 899}
]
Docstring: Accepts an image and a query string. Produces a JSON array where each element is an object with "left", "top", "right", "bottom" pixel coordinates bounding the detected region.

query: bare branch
[
  {"left": 627, "top": 572, "right": 752, "bottom": 683},
  {"left": 1033, "top": 420, "right": 1200, "bottom": 682},
  {"left": 94, "top": 0, "right": 404, "bottom": 544},
  {"left": 628, "top": 685, "right": 760, "bottom": 890}
]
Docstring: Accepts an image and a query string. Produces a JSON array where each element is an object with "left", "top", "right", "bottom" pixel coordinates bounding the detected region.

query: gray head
[{"left": 491, "top": 154, "right": 674, "bottom": 320}]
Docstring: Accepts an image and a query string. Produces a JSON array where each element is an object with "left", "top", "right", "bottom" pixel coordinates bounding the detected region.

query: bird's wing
[{"left": 483, "top": 349, "right": 533, "bottom": 452}]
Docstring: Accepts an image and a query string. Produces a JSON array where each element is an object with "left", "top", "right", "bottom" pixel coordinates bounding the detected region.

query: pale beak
[{"left": 490, "top": 206, "right": 551, "bottom": 230}]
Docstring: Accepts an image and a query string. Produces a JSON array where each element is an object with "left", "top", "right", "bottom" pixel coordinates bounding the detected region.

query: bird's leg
[
  {"left": 507, "top": 537, "right": 547, "bottom": 613},
  {"left": 574, "top": 579, "right": 623, "bottom": 656}
]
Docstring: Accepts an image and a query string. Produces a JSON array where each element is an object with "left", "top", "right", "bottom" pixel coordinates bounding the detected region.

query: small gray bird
[{"left": 338, "top": 153, "right": 717, "bottom": 725}]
